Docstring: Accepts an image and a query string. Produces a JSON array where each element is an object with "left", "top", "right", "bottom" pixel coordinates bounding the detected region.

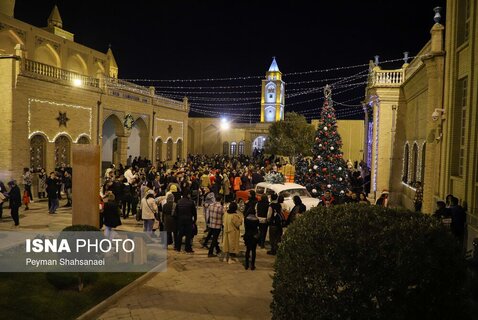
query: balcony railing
[
  {"left": 370, "top": 69, "right": 404, "bottom": 87},
  {"left": 20, "top": 59, "right": 186, "bottom": 110},
  {"left": 22, "top": 59, "right": 99, "bottom": 88}
]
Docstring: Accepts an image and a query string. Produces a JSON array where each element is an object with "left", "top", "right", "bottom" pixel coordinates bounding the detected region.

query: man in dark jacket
[
  {"left": 63, "top": 171, "right": 72, "bottom": 207},
  {"left": 174, "top": 195, "right": 197, "bottom": 253},
  {"left": 7, "top": 180, "right": 21, "bottom": 226},
  {"left": 450, "top": 196, "right": 466, "bottom": 250},
  {"left": 46, "top": 172, "right": 59, "bottom": 214}
]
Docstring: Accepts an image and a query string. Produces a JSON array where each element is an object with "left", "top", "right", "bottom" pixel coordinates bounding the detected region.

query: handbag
[{"left": 192, "top": 223, "right": 198, "bottom": 236}]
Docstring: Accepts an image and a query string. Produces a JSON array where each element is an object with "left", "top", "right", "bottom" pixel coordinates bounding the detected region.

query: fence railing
[
  {"left": 370, "top": 69, "right": 404, "bottom": 87},
  {"left": 22, "top": 59, "right": 99, "bottom": 88}
]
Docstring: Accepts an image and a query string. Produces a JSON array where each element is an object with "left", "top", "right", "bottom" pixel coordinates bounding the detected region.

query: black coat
[
  {"left": 176, "top": 198, "right": 197, "bottom": 223},
  {"left": 244, "top": 215, "right": 260, "bottom": 247},
  {"left": 103, "top": 202, "right": 122, "bottom": 228},
  {"left": 8, "top": 185, "right": 21, "bottom": 208},
  {"left": 46, "top": 178, "right": 58, "bottom": 198}
]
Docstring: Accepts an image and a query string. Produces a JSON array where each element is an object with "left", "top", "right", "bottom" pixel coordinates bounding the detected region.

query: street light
[
  {"left": 72, "top": 78, "right": 83, "bottom": 87},
  {"left": 220, "top": 117, "right": 230, "bottom": 130}
]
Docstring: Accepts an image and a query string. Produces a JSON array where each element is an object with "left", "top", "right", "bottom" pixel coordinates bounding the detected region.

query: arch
[
  {"left": 223, "top": 141, "right": 229, "bottom": 155},
  {"left": 127, "top": 117, "right": 149, "bottom": 159},
  {"left": 177, "top": 139, "right": 183, "bottom": 160},
  {"left": 66, "top": 53, "right": 88, "bottom": 75},
  {"left": 155, "top": 137, "right": 163, "bottom": 164},
  {"left": 30, "top": 134, "right": 47, "bottom": 170},
  {"left": 166, "top": 138, "right": 173, "bottom": 161},
  {"left": 102, "top": 114, "right": 124, "bottom": 166},
  {"left": 230, "top": 142, "right": 237, "bottom": 156},
  {"left": 402, "top": 142, "right": 410, "bottom": 183},
  {"left": 420, "top": 142, "right": 426, "bottom": 182},
  {"left": 238, "top": 141, "right": 245, "bottom": 155},
  {"left": 77, "top": 135, "right": 90, "bottom": 144},
  {"left": 265, "top": 82, "right": 276, "bottom": 103},
  {"left": 34, "top": 43, "right": 60, "bottom": 67},
  {"left": 0, "top": 30, "right": 24, "bottom": 55},
  {"left": 54, "top": 135, "right": 71, "bottom": 167},
  {"left": 252, "top": 136, "right": 266, "bottom": 152},
  {"left": 411, "top": 142, "right": 419, "bottom": 184},
  {"left": 264, "top": 106, "right": 276, "bottom": 122}
]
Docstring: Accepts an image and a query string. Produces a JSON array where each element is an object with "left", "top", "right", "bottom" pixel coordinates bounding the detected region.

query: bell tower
[{"left": 261, "top": 57, "right": 285, "bottom": 122}]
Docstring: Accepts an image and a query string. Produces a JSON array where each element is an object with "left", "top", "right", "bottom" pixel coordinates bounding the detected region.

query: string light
[
  {"left": 28, "top": 98, "right": 92, "bottom": 142},
  {"left": 121, "top": 56, "right": 420, "bottom": 83}
]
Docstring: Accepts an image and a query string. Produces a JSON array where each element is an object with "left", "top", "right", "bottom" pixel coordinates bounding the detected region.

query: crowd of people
[{"left": 0, "top": 153, "right": 469, "bottom": 265}]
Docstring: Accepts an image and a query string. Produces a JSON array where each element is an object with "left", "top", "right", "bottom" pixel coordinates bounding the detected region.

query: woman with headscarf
[
  {"left": 288, "top": 195, "right": 306, "bottom": 225},
  {"left": 141, "top": 192, "right": 158, "bottom": 236},
  {"left": 7, "top": 180, "right": 21, "bottom": 226},
  {"left": 223, "top": 202, "right": 242, "bottom": 263},
  {"left": 255, "top": 194, "right": 269, "bottom": 249}
]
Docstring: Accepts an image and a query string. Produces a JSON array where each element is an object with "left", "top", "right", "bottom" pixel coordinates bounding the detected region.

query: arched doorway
[
  {"left": 252, "top": 136, "right": 266, "bottom": 152},
  {"left": 155, "top": 138, "right": 163, "bottom": 166},
  {"left": 223, "top": 141, "right": 229, "bottom": 155},
  {"left": 77, "top": 136, "right": 90, "bottom": 144},
  {"left": 54, "top": 135, "right": 71, "bottom": 167},
  {"left": 30, "top": 134, "right": 46, "bottom": 170},
  {"left": 127, "top": 117, "right": 149, "bottom": 160},
  {"left": 102, "top": 114, "right": 123, "bottom": 169},
  {"left": 166, "top": 139, "right": 173, "bottom": 161},
  {"left": 238, "top": 141, "right": 245, "bottom": 155},
  {"left": 177, "top": 139, "right": 183, "bottom": 160}
]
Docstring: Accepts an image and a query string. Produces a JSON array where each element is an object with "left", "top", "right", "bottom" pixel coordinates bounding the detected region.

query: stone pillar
[
  {"left": 72, "top": 145, "right": 100, "bottom": 227},
  {"left": 116, "top": 134, "right": 130, "bottom": 166}
]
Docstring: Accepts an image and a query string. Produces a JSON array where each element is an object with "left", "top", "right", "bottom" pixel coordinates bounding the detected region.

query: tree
[
  {"left": 271, "top": 205, "right": 469, "bottom": 320},
  {"left": 265, "top": 112, "right": 315, "bottom": 159},
  {"left": 295, "top": 85, "right": 348, "bottom": 197}
]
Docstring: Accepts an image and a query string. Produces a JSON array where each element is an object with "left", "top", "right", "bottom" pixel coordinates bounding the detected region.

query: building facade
[
  {"left": 366, "top": 1, "right": 478, "bottom": 248},
  {"left": 0, "top": 4, "right": 189, "bottom": 181}
]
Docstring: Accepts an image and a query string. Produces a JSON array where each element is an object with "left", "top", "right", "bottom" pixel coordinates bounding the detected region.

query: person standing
[
  {"left": 22, "top": 168, "right": 33, "bottom": 204},
  {"left": 223, "top": 201, "right": 242, "bottom": 263},
  {"left": 175, "top": 194, "right": 197, "bottom": 253},
  {"left": 449, "top": 196, "right": 466, "bottom": 250},
  {"left": 267, "top": 193, "right": 283, "bottom": 255},
  {"left": 37, "top": 169, "right": 46, "bottom": 199},
  {"left": 288, "top": 195, "right": 306, "bottom": 225},
  {"left": 206, "top": 195, "right": 224, "bottom": 257},
  {"left": 160, "top": 193, "right": 177, "bottom": 247},
  {"left": 141, "top": 192, "right": 158, "bottom": 236},
  {"left": 244, "top": 209, "right": 260, "bottom": 270},
  {"left": 46, "top": 172, "right": 59, "bottom": 214},
  {"left": 122, "top": 178, "right": 133, "bottom": 218},
  {"left": 256, "top": 194, "right": 269, "bottom": 249},
  {"left": 63, "top": 171, "right": 72, "bottom": 207},
  {"left": 0, "top": 180, "right": 7, "bottom": 219},
  {"left": 102, "top": 192, "right": 122, "bottom": 239},
  {"left": 203, "top": 187, "right": 215, "bottom": 233},
  {"left": 7, "top": 180, "right": 21, "bottom": 226}
]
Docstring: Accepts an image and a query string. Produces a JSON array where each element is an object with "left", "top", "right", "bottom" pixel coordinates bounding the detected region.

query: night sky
[{"left": 13, "top": 0, "right": 447, "bottom": 121}]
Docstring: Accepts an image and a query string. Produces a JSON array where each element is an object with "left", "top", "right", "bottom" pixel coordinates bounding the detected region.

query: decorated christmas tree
[{"left": 295, "top": 85, "right": 349, "bottom": 198}]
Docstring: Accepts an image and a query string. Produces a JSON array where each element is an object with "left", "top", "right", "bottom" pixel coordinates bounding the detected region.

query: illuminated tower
[{"left": 261, "top": 57, "right": 285, "bottom": 122}]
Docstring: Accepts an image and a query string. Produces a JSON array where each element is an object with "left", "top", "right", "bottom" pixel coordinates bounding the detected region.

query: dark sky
[{"left": 13, "top": 0, "right": 447, "bottom": 121}]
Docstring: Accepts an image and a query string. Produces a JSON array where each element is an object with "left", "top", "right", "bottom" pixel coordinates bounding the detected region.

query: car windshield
[{"left": 279, "top": 188, "right": 311, "bottom": 199}]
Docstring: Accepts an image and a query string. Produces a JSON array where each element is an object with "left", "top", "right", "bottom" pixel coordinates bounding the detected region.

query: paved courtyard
[{"left": 0, "top": 198, "right": 274, "bottom": 320}]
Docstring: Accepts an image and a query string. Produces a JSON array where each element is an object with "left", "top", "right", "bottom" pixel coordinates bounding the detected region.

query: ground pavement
[{"left": 0, "top": 198, "right": 275, "bottom": 320}]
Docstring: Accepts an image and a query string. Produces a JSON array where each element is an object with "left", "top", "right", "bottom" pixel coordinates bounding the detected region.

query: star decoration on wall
[
  {"left": 56, "top": 112, "right": 69, "bottom": 127},
  {"left": 167, "top": 125, "right": 173, "bottom": 133}
]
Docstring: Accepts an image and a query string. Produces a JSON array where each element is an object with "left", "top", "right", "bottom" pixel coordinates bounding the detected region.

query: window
[
  {"left": 238, "top": 141, "right": 245, "bottom": 155},
  {"left": 223, "top": 141, "right": 229, "bottom": 155},
  {"left": 177, "top": 139, "right": 183, "bottom": 160},
  {"left": 55, "top": 135, "right": 71, "bottom": 167},
  {"left": 411, "top": 143, "right": 418, "bottom": 183},
  {"left": 403, "top": 143, "right": 409, "bottom": 183},
  {"left": 457, "top": 0, "right": 470, "bottom": 45},
  {"left": 30, "top": 134, "right": 46, "bottom": 170},
  {"left": 77, "top": 136, "right": 89, "bottom": 144},
  {"left": 230, "top": 142, "right": 237, "bottom": 156},
  {"left": 453, "top": 77, "right": 468, "bottom": 176},
  {"left": 155, "top": 138, "right": 163, "bottom": 162},
  {"left": 166, "top": 139, "right": 173, "bottom": 161}
]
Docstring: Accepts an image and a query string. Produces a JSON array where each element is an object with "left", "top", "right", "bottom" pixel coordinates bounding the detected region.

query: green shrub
[
  {"left": 46, "top": 272, "right": 99, "bottom": 290},
  {"left": 271, "top": 204, "right": 469, "bottom": 320}
]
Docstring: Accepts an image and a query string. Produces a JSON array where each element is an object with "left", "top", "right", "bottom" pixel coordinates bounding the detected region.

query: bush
[
  {"left": 46, "top": 272, "right": 99, "bottom": 290},
  {"left": 271, "top": 204, "right": 469, "bottom": 320}
]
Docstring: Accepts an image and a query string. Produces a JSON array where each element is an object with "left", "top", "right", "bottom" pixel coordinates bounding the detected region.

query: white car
[{"left": 238, "top": 182, "right": 320, "bottom": 213}]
